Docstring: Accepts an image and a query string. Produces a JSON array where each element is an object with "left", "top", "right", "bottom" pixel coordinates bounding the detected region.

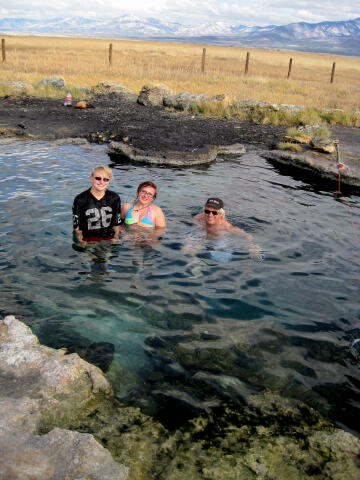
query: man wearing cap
[{"left": 188, "top": 197, "right": 263, "bottom": 260}]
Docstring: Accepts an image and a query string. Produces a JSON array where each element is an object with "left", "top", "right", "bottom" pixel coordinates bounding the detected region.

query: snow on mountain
[
  {"left": 0, "top": 16, "right": 358, "bottom": 39},
  {"left": 0, "top": 16, "right": 359, "bottom": 55}
]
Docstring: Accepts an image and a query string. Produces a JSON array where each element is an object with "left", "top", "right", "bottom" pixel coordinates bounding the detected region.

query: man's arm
[
  {"left": 74, "top": 226, "right": 84, "bottom": 242},
  {"left": 72, "top": 197, "right": 86, "bottom": 245},
  {"left": 110, "top": 195, "right": 122, "bottom": 243},
  {"left": 230, "top": 225, "right": 263, "bottom": 261},
  {"left": 111, "top": 225, "right": 121, "bottom": 243}
]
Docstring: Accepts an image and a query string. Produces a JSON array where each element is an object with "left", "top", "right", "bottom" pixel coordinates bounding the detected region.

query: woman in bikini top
[{"left": 122, "top": 181, "right": 166, "bottom": 229}]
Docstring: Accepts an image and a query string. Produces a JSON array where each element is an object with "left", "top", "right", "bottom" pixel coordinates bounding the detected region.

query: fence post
[
  {"left": 201, "top": 48, "right": 206, "bottom": 74},
  {"left": 2, "top": 39, "right": 6, "bottom": 63},
  {"left": 287, "top": 58, "right": 293, "bottom": 79},
  {"left": 244, "top": 52, "right": 250, "bottom": 75},
  {"left": 109, "top": 43, "right": 113, "bottom": 67},
  {"left": 330, "top": 62, "right": 336, "bottom": 83}
]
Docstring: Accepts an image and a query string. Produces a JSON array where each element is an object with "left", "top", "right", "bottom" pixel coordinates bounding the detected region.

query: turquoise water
[{"left": 1, "top": 139, "right": 359, "bottom": 434}]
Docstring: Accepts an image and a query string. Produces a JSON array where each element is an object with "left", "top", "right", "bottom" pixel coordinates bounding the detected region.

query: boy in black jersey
[{"left": 73, "top": 165, "right": 121, "bottom": 245}]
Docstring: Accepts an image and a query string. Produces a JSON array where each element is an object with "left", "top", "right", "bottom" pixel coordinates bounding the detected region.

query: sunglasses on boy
[{"left": 94, "top": 176, "right": 110, "bottom": 182}]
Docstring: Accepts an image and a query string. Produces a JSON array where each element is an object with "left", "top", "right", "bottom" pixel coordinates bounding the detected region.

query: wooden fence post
[
  {"left": 244, "top": 52, "right": 250, "bottom": 75},
  {"left": 2, "top": 39, "right": 6, "bottom": 63},
  {"left": 201, "top": 48, "right": 206, "bottom": 74},
  {"left": 287, "top": 58, "right": 293, "bottom": 79},
  {"left": 330, "top": 62, "right": 336, "bottom": 83},
  {"left": 109, "top": 43, "right": 113, "bottom": 67}
]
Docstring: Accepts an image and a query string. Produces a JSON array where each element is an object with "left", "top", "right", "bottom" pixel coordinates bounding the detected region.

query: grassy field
[{"left": 1, "top": 35, "right": 360, "bottom": 121}]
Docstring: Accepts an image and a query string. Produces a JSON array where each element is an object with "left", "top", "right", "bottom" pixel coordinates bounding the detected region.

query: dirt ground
[
  {"left": 0, "top": 95, "right": 285, "bottom": 151},
  {"left": 0, "top": 95, "right": 358, "bottom": 174}
]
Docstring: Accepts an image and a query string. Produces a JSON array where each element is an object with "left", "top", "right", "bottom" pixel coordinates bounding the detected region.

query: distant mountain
[{"left": 0, "top": 16, "right": 359, "bottom": 56}]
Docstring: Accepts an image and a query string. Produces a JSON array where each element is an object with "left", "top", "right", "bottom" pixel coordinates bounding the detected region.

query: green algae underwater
[{"left": 49, "top": 390, "right": 359, "bottom": 480}]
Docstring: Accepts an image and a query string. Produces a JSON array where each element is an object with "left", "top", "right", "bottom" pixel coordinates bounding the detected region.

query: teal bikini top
[{"left": 124, "top": 203, "right": 155, "bottom": 228}]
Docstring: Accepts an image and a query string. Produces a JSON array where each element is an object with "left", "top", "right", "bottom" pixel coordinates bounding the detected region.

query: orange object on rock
[{"left": 75, "top": 101, "right": 87, "bottom": 109}]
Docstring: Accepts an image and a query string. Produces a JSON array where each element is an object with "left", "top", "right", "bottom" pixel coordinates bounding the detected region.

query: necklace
[{"left": 133, "top": 205, "right": 147, "bottom": 212}]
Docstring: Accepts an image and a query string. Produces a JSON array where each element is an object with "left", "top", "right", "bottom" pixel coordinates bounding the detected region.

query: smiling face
[
  {"left": 204, "top": 206, "right": 222, "bottom": 226},
  {"left": 90, "top": 169, "right": 111, "bottom": 195},
  {"left": 137, "top": 185, "right": 156, "bottom": 206}
]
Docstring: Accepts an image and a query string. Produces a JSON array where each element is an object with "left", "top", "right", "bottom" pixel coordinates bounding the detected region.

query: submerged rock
[
  {"left": 350, "top": 338, "right": 360, "bottom": 361},
  {"left": 1, "top": 316, "right": 360, "bottom": 480}
]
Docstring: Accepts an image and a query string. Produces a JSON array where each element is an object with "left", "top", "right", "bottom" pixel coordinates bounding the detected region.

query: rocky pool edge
[{"left": 1, "top": 315, "right": 360, "bottom": 480}]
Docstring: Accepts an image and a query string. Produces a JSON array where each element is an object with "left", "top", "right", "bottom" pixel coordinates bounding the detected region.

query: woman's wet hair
[
  {"left": 90, "top": 165, "right": 113, "bottom": 181},
  {"left": 137, "top": 181, "right": 157, "bottom": 199}
]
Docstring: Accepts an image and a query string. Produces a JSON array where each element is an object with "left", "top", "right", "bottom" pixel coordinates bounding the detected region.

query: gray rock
[
  {"left": 279, "top": 103, "right": 305, "bottom": 112},
  {"left": 0, "top": 81, "right": 35, "bottom": 94},
  {"left": 262, "top": 148, "right": 360, "bottom": 187},
  {"left": 0, "top": 426, "right": 128, "bottom": 480},
  {"left": 218, "top": 143, "right": 246, "bottom": 157},
  {"left": 0, "top": 315, "right": 112, "bottom": 422},
  {"left": 163, "top": 91, "right": 207, "bottom": 111},
  {"left": 138, "top": 83, "right": 174, "bottom": 107},
  {"left": 108, "top": 141, "right": 219, "bottom": 166},
  {"left": 237, "top": 99, "right": 279, "bottom": 111},
  {"left": 209, "top": 94, "right": 227, "bottom": 102},
  {"left": 38, "top": 77, "right": 66, "bottom": 89},
  {"left": 75, "top": 86, "right": 91, "bottom": 94},
  {"left": 0, "top": 315, "right": 128, "bottom": 480},
  {"left": 311, "top": 137, "right": 336, "bottom": 153},
  {"left": 91, "top": 81, "right": 137, "bottom": 102},
  {"left": 297, "top": 123, "right": 321, "bottom": 133},
  {"left": 350, "top": 339, "right": 360, "bottom": 361},
  {"left": 51, "top": 138, "right": 89, "bottom": 146}
]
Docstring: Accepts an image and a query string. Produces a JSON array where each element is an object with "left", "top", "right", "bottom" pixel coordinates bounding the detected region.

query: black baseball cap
[{"left": 205, "top": 198, "right": 224, "bottom": 210}]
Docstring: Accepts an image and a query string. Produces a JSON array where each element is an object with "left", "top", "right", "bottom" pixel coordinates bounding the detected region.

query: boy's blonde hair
[{"left": 90, "top": 165, "right": 113, "bottom": 181}]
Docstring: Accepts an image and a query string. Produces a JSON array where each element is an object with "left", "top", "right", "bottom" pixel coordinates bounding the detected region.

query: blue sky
[{"left": 0, "top": 1, "right": 359, "bottom": 26}]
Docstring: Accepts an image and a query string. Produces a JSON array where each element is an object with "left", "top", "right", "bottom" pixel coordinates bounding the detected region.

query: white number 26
[{"left": 86, "top": 207, "right": 113, "bottom": 230}]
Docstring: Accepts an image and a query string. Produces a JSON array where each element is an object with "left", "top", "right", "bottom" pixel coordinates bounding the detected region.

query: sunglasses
[
  {"left": 94, "top": 176, "right": 110, "bottom": 182},
  {"left": 204, "top": 209, "right": 219, "bottom": 215},
  {"left": 139, "top": 189, "right": 154, "bottom": 198}
]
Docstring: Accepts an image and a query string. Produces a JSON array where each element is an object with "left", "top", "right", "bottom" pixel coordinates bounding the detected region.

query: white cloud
[{"left": 0, "top": 0, "right": 359, "bottom": 26}]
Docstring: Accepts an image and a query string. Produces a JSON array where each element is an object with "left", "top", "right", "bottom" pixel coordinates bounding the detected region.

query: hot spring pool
[{"left": 0, "top": 139, "right": 359, "bottom": 434}]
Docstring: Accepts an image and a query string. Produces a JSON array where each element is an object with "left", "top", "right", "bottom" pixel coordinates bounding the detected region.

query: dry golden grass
[{"left": 1, "top": 35, "right": 360, "bottom": 112}]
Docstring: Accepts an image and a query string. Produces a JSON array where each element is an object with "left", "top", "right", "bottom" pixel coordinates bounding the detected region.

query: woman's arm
[
  {"left": 121, "top": 203, "right": 131, "bottom": 221},
  {"left": 153, "top": 205, "right": 166, "bottom": 228}
]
